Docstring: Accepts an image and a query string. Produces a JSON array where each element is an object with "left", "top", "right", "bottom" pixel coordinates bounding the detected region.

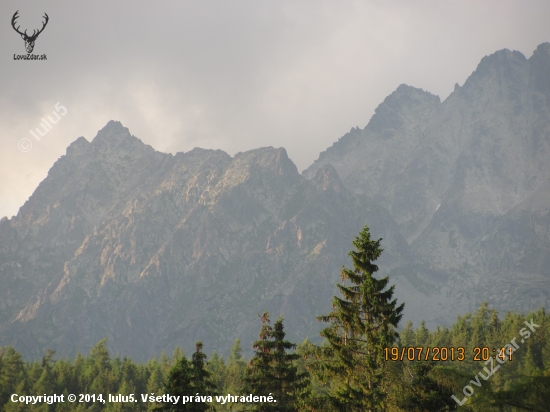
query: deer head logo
[{"left": 11, "top": 11, "right": 49, "bottom": 54}]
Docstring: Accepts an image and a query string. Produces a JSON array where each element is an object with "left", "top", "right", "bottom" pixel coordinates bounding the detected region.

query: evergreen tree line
[{"left": 1, "top": 225, "right": 549, "bottom": 411}]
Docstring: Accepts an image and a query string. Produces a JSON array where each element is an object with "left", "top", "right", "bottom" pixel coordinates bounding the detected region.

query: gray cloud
[{"left": 1, "top": 0, "right": 549, "bottom": 217}]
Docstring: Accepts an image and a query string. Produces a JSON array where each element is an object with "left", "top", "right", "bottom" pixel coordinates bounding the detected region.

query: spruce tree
[
  {"left": 158, "top": 354, "right": 193, "bottom": 411},
  {"left": 159, "top": 342, "right": 217, "bottom": 411},
  {"left": 415, "top": 320, "right": 430, "bottom": 347},
  {"left": 224, "top": 339, "right": 247, "bottom": 395},
  {"left": 401, "top": 320, "right": 415, "bottom": 347},
  {"left": 146, "top": 358, "right": 165, "bottom": 396},
  {"left": 0, "top": 347, "right": 25, "bottom": 408},
  {"left": 243, "top": 312, "right": 309, "bottom": 411},
  {"left": 190, "top": 341, "right": 217, "bottom": 411},
  {"left": 397, "top": 361, "right": 458, "bottom": 411},
  {"left": 207, "top": 352, "right": 226, "bottom": 395},
  {"left": 310, "top": 224, "right": 404, "bottom": 411}
]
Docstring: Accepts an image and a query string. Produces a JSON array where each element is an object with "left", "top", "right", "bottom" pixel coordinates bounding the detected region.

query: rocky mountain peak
[
  {"left": 91, "top": 120, "right": 153, "bottom": 155},
  {"left": 530, "top": 41, "right": 550, "bottom": 65},
  {"left": 460, "top": 48, "right": 528, "bottom": 99},
  {"left": 234, "top": 147, "right": 299, "bottom": 179},
  {"left": 312, "top": 164, "right": 344, "bottom": 192},
  {"left": 66, "top": 136, "right": 90, "bottom": 156},
  {"left": 529, "top": 42, "right": 550, "bottom": 97},
  {"left": 93, "top": 120, "right": 130, "bottom": 142},
  {"left": 365, "top": 84, "right": 440, "bottom": 138},
  {"left": 479, "top": 48, "right": 527, "bottom": 67},
  {"left": 303, "top": 84, "right": 441, "bottom": 179}
]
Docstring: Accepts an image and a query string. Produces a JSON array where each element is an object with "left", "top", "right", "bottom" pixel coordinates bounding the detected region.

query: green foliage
[
  {"left": 0, "top": 341, "right": 186, "bottom": 412},
  {"left": 0, "top": 346, "right": 25, "bottom": 406},
  {"left": 243, "top": 312, "right": 310, "bottom": 411},
  {"left": 308, "top": 224, "right": 404, "bottom": 411},
  {"left": 159, "top": 355, "right": 192, "bottom": 411},
  {"left": 190, "top": 342, "right": 217, "bottom": 410},
  {"left": 224, "top": 339, "right": 247, "bottom": 396},
  {"left": 397, "top": 306, "right": 550, "bottom": 411},
  {"left": 158, "top": 342, "right": 217, "bottom": 412},
  {"left": 395, "top": 361, "right": 458, "bottom": 411},
  {"left": 1, "top": 304, "right": 549, "bottom": 411}
]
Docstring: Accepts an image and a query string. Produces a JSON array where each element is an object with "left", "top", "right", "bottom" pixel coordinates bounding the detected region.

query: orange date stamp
[{"left": 383, "top": 346, "right": 513, "bottom": 362}]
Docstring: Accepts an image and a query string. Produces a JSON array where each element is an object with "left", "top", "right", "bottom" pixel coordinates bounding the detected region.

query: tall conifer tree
[
  {"left": 159, "top": 355, "right": 193, "bottom": 411},
  {"left": 244, "top": 312, "right": 309, "bottom": 411},
  {"left": 190, "top": 341, "right": 217, "bottom": 411},
  {"left": 224, "top": 339, "right": 246, "bottom": 395},
  {"left": 311, "top": 224, "right": 404, "bottom": 411},
  {"left": 159, "top": 342, "right": 216, "bottom": 411}
]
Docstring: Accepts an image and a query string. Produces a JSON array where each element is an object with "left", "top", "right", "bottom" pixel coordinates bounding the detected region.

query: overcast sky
[{"left": 1, "top": 1, "right": 549, "bottom": 218}]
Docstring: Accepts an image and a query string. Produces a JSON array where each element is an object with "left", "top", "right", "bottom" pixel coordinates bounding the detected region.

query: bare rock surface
[{"left": 305, "top": 43, "right": 550, "bottom": 326}]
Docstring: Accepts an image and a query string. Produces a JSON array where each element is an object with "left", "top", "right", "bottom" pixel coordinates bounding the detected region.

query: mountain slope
[
  {"left": 304, "top": 43, "right": 550, "bottom": 318},
  {"left": 0, "top": 122, "right": 412, "bottom": 360},
  {"left": 305, "top": 44, "right": 550, "bottom": 240}
]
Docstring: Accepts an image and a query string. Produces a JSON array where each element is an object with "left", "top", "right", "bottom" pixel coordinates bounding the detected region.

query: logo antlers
[{"left": 11, "top": 11, "right": 49, "bottom": 54}]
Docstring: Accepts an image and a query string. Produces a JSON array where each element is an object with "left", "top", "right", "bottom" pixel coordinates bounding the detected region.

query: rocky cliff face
[
  {"left": 2, "top": 43, "right": 549, "bottom": 360},
  {"left": 305, "top": 43, "right": 550, "bottom": 321},
  {"left": 0, "top": 122, "right": 412, "bottom": 360}
]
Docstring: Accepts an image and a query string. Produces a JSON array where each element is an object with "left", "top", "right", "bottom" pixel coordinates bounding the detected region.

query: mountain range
[{"left": 1, "top": 43, "right": 549, "bottom": 360}]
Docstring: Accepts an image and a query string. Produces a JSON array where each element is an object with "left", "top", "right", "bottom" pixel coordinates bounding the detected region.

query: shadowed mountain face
[
  {"left": 2, "top": 43, "right": 549, "bottom": 360},
  {"left": 0, "top": 122, "right": 411, "bottom": 360}
]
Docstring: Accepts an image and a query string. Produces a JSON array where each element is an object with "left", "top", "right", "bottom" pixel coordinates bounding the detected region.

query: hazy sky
[{"left": 1, "top": 1, "right": 549, "bottom": 218}]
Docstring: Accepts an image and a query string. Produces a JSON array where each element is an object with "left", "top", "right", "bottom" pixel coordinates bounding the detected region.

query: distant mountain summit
[
  {"left": 1, "top": 44, "right": 549, "bottom": 360},
  {"left": 305, "top": 43, "right": 550, "bottom": 321},
  {"left": 305, "top": 44, "right": 550, "bottom": 241},
  {"left": 0, "top": 121, "right": 409, "bottom": 360}
]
